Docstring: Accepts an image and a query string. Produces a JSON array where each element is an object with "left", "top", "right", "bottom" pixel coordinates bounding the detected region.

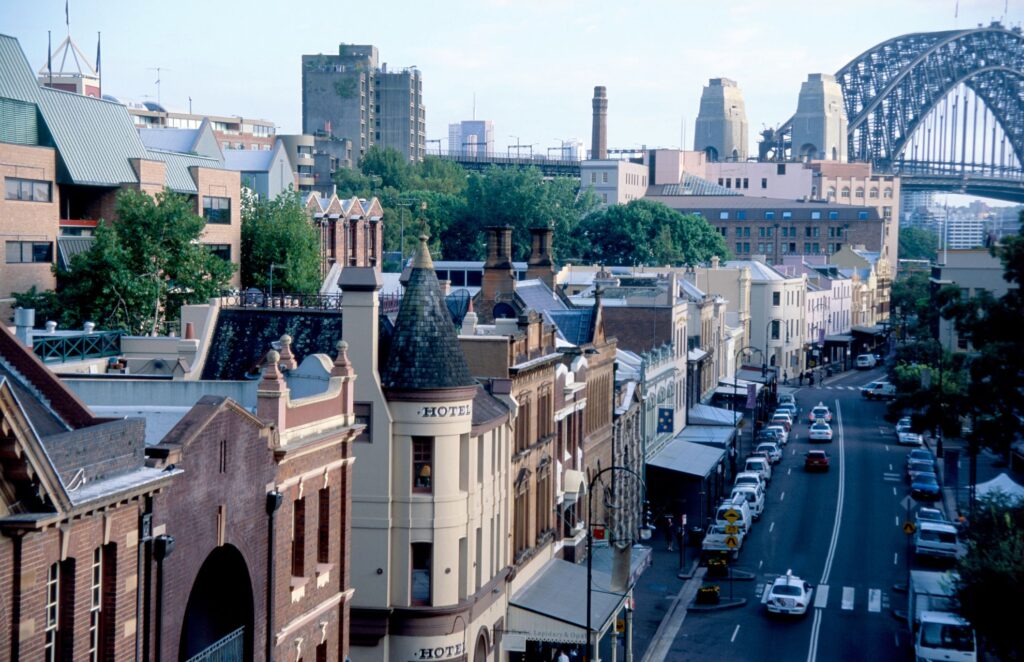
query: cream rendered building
[{"left": 345, "top": 240, "right": 513, "bottom": 662}]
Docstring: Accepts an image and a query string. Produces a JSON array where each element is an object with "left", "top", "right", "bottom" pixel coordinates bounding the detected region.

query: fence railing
[
  {"left": 32, "top": 331, "right": 123, "bottom": 364},
  {"left": 220, "top": 290, "right": 403, "bottom": 314},
  {"left": 184, "top": 627, "right": 245, "bottom": 662}
]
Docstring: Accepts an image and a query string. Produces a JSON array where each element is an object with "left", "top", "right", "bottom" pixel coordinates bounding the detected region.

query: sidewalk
[
  {"left": 631, "top": 541, "right": 702, "bottom": 661},
  {"left": 924, "top": 433, "right": 1022, "bottom": 521}
]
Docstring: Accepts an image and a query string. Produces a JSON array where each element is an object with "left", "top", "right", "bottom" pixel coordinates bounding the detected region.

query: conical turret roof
[{"left": 382, "top": 236, "right": 475, "bottom": 393}]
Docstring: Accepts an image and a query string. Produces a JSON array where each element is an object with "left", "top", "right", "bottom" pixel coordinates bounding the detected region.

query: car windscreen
[
  {"left": 920, "top": 530, "right": 957, "bottom": 543},
  {"left": 920, "top": 623, "right": 975, "bottom": 652},
  {"left": 772, "top": 585, "right": 802, "bottom": 596},
  {"left": 732, "top": 491, "right": 756, "bottom": 503}
]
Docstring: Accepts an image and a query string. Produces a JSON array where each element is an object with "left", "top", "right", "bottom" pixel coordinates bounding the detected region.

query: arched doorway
[
  {"left": 179, "top": 545, "right": 254, "bottom": 661},
  {"left": 799, "top": 143, "right": 818, "bottom": 160},
  {"left": 473, "top": 628, "right": 489, "bottom": 661},
  {"left": 703, "top": 146, "right": 719, "bottom": 162}
]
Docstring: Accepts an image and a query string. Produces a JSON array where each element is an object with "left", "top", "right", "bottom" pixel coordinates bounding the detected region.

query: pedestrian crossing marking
[
  {"left": 883, "top": 472, "right": 901, "bottom": 482},
  {"left": 814, "top": 584, "right": 829, "bottom": 608},
  {"left": 868, "top": 589, "right": 882, "bottom": 613},
  {"left": 760, "top": 583, "right": 771, "bottom": 604},
  {"left": 841, "top": 586, "right": 855, "bottom": 610}
]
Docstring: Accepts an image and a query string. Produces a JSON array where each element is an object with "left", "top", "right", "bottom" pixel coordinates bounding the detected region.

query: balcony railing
[
  {"left": 184, "top": 627, "right": 245, "bottom": 662},
  {"left": 220, "top": 290, "right": 403, "bottom": 314},
  {"left": 33, "top": 331, "right": 123, "bottom": 364}
]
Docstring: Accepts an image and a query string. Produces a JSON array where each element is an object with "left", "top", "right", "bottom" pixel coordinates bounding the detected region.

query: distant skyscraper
[
  {"left": 302, "top": 44, "right": 425, "bottom": 164},
  {"left": 694, "top": 78, "right": 748, "bottom": 162},
  {"left": 448, "top": 119, "right": 493, "bottom": 156},
  {"left": 791, "top": 73, "right": 848, "bottom": 162}
]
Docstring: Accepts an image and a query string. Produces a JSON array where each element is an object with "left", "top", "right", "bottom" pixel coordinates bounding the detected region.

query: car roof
[
  {"left": 811, "top": 420, "right": 829, "bottom": 427},
  {"left": 807, "top": 449, "right": 827, "bottom": 456},
  {"left": 918, "top": 521, "right": 957, "bottom": 533},
  {"left": 919, "top": 611, "right": 970, "bottom": 625}
]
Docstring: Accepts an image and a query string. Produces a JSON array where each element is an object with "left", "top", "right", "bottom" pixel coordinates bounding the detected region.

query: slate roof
[
  {"left": 515, "top": 279, "right": 568, "bottom": 314},
  {"left": 200, "top": 308, "right": 394, "bottom": 381},
  {"left": 471, "top": 385, "right": 509, "bottom": 431},
  {"left": 382, "top": 237, "right": 476, "bottom": 392},
  {"left": 546, "top": 308, "right": 595, "bottom": 347},
  {"left": 724, "top": 260, "right": 791, "bottom": 282},
  {"left": 656, "top": 173, "right": 741, "bottom": 197}
]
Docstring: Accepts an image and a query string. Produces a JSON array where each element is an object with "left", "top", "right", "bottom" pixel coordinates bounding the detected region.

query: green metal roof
[
  {"left": 145, "top": 149, "right": 225, "bottom": 194},
  {"left": 0, "top": 34, "right": 44, "bottom": 102}
]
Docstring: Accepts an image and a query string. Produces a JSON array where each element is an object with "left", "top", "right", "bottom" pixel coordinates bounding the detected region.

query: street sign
[
  {"left": 725, "top": 524, "right": 740, "bottom": 535},
  {"left": 725, "top": 535, "right": 739, "bottom": 548},
  {"left": 723, "top": 509, "right": 740, "bottom": 523},
  {"left": 903, "top": 521, "right": 916, "bottom": 535},
  {"left": 901, "top": 495, "right": 914, "bottom": 512}
]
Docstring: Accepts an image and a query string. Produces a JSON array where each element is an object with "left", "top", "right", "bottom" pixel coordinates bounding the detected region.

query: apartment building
[{"left": 725, "top": 260, "right": 807, "bottom": 377}]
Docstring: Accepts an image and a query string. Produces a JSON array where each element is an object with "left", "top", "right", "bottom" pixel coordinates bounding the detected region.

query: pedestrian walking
[
  {"left": 783, "top": 370, "right": 789, "bottom": 385},
  {"left": 798, "top": 371, "right": 804, "bottom": 386},
  {"left": 664, "top": 514, "right": 676, "bottom": 551}
]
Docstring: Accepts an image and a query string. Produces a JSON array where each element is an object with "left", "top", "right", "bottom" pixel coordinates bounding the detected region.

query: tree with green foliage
[
  {"left": 8, "top": 286, "right": 62, "bottom": 326},
  {"left": 955, "top": 492, "right": 1024, "bottom": 661},
  {"left": 358, "top": 146, "right": 414, "bottom": 191},
  {"left": 576, "top": 199, "right": 730, "bottom": 267},
  {"left": 940, "top": 214, "right": 1024, "bottom": 459},
  {"left": 44, "top": 189, "right": 234, "bottom": 335},
  {"left": 890, "top": 271, "right": 936, "bottom": 339},
  {"left": 899, "top": 226, "right": 939, "bottom": 260},
  {"left": 241, "top": 189, "right": 322, "bottom": 293}
]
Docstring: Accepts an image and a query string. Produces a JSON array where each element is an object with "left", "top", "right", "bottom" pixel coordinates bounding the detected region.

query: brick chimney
[
  {"left": 526, "top": 227, "right": 555, "bottom": 289},
  {"left": 480, "top": 226, "right": 516, "bottom": 322}
]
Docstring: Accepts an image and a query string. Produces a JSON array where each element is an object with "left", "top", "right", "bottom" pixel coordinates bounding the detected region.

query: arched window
[
  {"left": 883, "top": 188, "right": 893, "bottom": 198},
  {"left": 869, "top": 187, "right": 879, "bottom": 198},
  {"left": 827, "top": 187, "right": 836, "bottom": 199},
  {"left": 855, "top": 187, "right": 864, "bottom": 197},
  {"left": 841, "top": 187, "right": 850, "bottom": 198}
]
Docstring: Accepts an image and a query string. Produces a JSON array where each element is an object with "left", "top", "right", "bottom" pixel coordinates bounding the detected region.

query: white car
[
  {"left": 896, "top": 416, "right": 912, "bottom": 434},
  {"left": 855, "top": 354, "right": 877, "bottom": 369},
  {"left": 731, "top": 485, "right": 765, "bottom": 520},
  {"left": 702, "top": 524, "right": 745, "bottom": 559},
  {"left": 764, "top": 424, "right": 789, "bottom": 444},
  {"left": 807, "top": 402, "right": 832, "bottom": 424},
  {"left": 744, "top": 456, "right": 773, "bottom": 484},
  {"left": 755, "top": 442, "right": 782, "bottom": 464},
  {"left": 778, "top": 393, "right": 796, "bottom": 407},
  {"left": 734, "top": 471, "right": 766, "bottom": 492},
  {"left": 765, "top": 571, "right": 814, "bottom": 615},
  {"left": 898, "top": 430, "right": 924, "bottom": 446},
  {"left": 808, "top": 421, "right": 833, "bottom": 442}
]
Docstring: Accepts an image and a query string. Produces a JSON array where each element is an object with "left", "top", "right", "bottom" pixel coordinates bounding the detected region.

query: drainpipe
[
  {"left": 153, "top": 535, "right": 176, "bottom": 662},
  {"left": 8, "top": 532, "right": 24, "bottom": 660},
  {"left": 137, "top": 503, "right": 154, "bottom": 662},
  {"left": 265, "top": 491, "right": 283, "bottom": 662}
]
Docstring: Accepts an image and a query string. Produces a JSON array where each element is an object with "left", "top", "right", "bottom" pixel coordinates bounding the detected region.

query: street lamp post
[{"left": 585, "top": 466, "right": 652, "bottom": 662}]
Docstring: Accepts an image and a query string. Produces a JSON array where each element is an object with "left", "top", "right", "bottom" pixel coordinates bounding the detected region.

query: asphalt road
[{"left": 664, "top": 366, "right": 930, "bottom": 661}]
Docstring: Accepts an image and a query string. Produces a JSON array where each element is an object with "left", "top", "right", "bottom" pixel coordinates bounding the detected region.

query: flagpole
[
  {"left": 96, "top": 31, "right": 101, "bottom": 98},
  {"left": 47, "top": 31, "right": 52, "bottom": 87}
]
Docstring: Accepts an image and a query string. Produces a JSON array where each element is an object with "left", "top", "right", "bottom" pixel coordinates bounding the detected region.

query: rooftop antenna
[{"left": 147, "top": 66, "right": 171, "bottom": 105}]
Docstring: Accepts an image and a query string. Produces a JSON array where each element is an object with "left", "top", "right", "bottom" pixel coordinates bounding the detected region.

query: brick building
[
  {"left": 304, "top": 192, "right": 383, "bottom": 281},
  {"left": 1, "top": 34, "right": 242, "bottom": 318}
]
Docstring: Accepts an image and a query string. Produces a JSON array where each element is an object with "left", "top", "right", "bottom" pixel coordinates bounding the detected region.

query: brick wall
[
  {"left": 42, "top": 418, "right": 145, "bottom": 484},
  {"left": 192, "top": 166, "right": 242, "bottom": 287},
  {"left": 0, "top": 143, "right": 59, "bottom": 319}
]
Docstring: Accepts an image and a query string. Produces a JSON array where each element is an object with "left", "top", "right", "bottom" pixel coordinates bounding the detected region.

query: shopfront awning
[
  {"left": 647, "top": 436, "right": 726, "bottom": 478},
  {"left": 675, "top": 424, "right": 736, "bottom": 449},
  {"left": 737, "top": 368, "right": 776, "bottom": 384},
  {"left": 687, "top": 348, "right": 709, "bottom": 362},
  {"left": 506, "top": 548, "right": 652, "bottom": 646},
  {"left": 689, "top": 403, "right": 740, "bottom": 427},
  {"left": 852, "top": 325, "right": 885, "bottom": 336},
  {"left": 824, "top": 334, "right": 854, "bottom": 344}
]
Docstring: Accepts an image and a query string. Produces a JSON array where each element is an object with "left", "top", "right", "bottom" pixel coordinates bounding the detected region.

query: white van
[
  {"left": 731, "top": 484, "right": 765, "bottom": 520},
  {"left": 734, "top": 471, "right": 766, "bottom": 492},
  {"left": 914, "top": 522, "right": 961, "bottom": 560},
  {"left": 715, "top": 495, "right": 753, "bottom": 533},
  {"left": 744, "top": 456, "right": 773, "bottom": 484},
  {"left": 856, "top": 354, "right": 878, "bottom": 369}
]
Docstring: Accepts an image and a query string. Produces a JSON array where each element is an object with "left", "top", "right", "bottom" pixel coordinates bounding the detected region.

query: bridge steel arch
[{"left": 836, "top": 25, "right": 1024, "bottom": 170}]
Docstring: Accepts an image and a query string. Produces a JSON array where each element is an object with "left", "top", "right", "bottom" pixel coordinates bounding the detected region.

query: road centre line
[
  {"left": 893, "top": 486, "right": 897, "bottom": 496},
  {"left": 806, "top": 609, "right": 823, "bottom": 662},
  {"left": 731, "top": 624, "right": 740, "bottom": 643},
  {"left": 788, "top": 468, "right": 792, "bottom": 475},
  {"left": 889, "top": 463, "right": 893, "bottom": 471},
  {"left": 758, "top": 560, "right": 763, "bottom": 570},
  {"left": 780, "top": 491, "right": 785, "bottom": 502},
  {"left": 885, "top": 445, "right": 890, "bottom": 451},
  {"left": 895, "top": 516, "right": 899, "bottom": 526},
  {"left": 809, "top": 399, "right": 845, "bottom": 662},
  {"left": 894, "top": 552, "right": 898, "bottom": 565},
  {"left": 769, "top": 521, "right": 775, "bottom": 533}
]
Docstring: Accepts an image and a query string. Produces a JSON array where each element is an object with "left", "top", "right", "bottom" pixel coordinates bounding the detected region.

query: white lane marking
[
  {"left": 758, "top": 559, "right": 763, "bottom": 570},
  {"left": 788, "top": 468, "right": 792, "bottom": 475},
  {"left": 806, "top": 609, "right": 823, "bottom": 662},
  {"left": 769, "top": 521, "right": 775, "bottom": 533},
  {"left": 894, "top": 552, "right": 898, "bottom": 565},
  {"left": 814, "top": 584, "right": 829, "bottom": 608},
  {"left": 731, "top": 624, "right": 740, "bottom": 643},
  {"left": 893, "top": 486, "right": 898, "bottom": 496},
  {"left": 895, "top": 516, "right": 900, "bottom": 526},
  {"left": 868, "top": 589, "right": 882, "bottom": 613},
  {"left": 885, "top": 444, "right": 890, "bottom": 451},
  {"left": 780, "top": 491, "right": 786, "bottom": 502},
  {"left": 895, "top": 632, "right": 900, "bottom": 647},
  {"left": 760, "top": 583, "right": 772, "bottom": 604},
  {"left": 889, "top": 463, "right": 893, "bottom": 471},
  {"left": 841, "top": 586, "right": 855, "bottom": 610}
]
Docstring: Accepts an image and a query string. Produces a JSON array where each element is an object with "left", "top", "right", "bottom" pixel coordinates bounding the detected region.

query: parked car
[
  {"left": 807, "top": 403, "right": 832, "bottom": 423},
  {"left": 862, "top": 381, "right": 897, "bottom": 400},
  {"left": 915, "top": 507, "right": 949, "bottom": 527},
  {"left": 899, "top": 430, "right": 925, "bottom": 446},
  {"left": 731, "top": 484, "right": 766, "bottom": 520},
  {"left": 715, "top": 495, "right": 753, "bottom": 534},
  {"left": 744, "top": 456, "right": 773, "bottom": 484},
  {"left": 896, "top": 416, "right": 913, "bottom": 434},
  {"left": 856, "top": 354, "right": 878, "bottom": 369},
  {"left": 804, "top": 450, "right": 830, "bottom": 471},
  {"left": 770, "top": 413, "right": 793, "bottom": 432},
  {"left": 914, "top": 522, "right": 961, "bottom": 560},
  {"left": 906, "top": 448, "right": 935, "bottom": 466},
  {"left": 778, "top": 393, "right": 796, "bottom": 407},
  {"left": 809, "top": 421, "right": 834, "bottom": 442},
  {"left": 734, "top": 471, "right": 766, "bottom": 492},
  {"left": 702, "top": 523, "right": 745, "bottom": 559},
  {"left": 907, "top": 461, "right": 937, "bottom": 483},
  {"left": 911, "top": 473, "right": 942, "bottom": 501},
  {"left": 775, "top": 403, "right": 798, "bottom": 418},
  {"left": 757, "top": 428, "right": 785, "bottom": 446},
  {"left": 764, "top": 571, "right": 814, "bottom": 616},
  {"left": 764, "top": 425, "right": 789, "bottom": 445},
  {"left": 755, "top": 441, "right": 783, "bottom": 464}
]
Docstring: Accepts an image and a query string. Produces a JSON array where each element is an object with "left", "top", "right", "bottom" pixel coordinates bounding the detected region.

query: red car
[{"left": 804, "top": 450, "right": 830, "bottom": 472}]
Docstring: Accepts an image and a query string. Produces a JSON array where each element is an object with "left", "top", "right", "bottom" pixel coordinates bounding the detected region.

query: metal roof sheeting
[
  {"left": 146, "top": 150, "right": 225, "bottom": 194},
  {"left": 648, "top": 436, "right": 726, "bottom": 477},
  {"left": 0, "top": 34, "right": 44, "bottom": 102}
]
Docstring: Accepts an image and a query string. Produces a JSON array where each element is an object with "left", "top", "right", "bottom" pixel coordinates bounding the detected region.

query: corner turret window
[
  {"left": 413, "top": 436, "right": 433, "bottom": 493},
  {"left": 411, "top": 543, "right": 432, "bottom": 606}
]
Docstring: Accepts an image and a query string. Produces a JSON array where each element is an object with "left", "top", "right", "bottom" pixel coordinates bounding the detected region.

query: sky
[{"left": 5, "top": 0, "right": 1023, "bottom": 207}]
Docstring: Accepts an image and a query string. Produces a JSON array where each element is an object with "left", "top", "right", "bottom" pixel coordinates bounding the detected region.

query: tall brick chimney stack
[
  {"left": 526, "top": 227, "right": 555, "bottom": 289},
  {"left": 480, "top": 226, "right": 516, "bottom": 322},
  {"left": 592, "top": 86, "right": 608, "bottom": 159}
]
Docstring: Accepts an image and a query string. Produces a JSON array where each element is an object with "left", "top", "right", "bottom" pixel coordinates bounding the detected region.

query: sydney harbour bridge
[{"left": 439, "top": 22, "right": 1024, "bottom": 203}]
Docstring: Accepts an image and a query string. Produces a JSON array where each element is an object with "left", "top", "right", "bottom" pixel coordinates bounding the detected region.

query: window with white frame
[
  {"left": 89, "top": 548, "right": 102, "bottom": 662},
  {"left": 45, "top": 562, "right": 59, "bottom": 662}
]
